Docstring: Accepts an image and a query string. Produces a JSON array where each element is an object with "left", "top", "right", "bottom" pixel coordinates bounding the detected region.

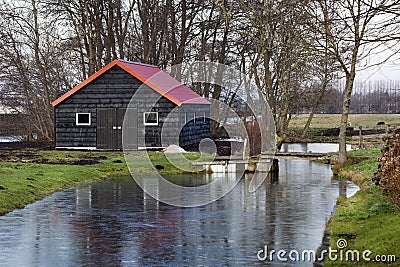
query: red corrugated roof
[{"left": 52, "top": 59, "right": 210, "bottom": 106}]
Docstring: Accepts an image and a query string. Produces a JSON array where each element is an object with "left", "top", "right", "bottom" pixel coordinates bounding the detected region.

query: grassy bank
[
  {"left": 0, "top": 149, "right": 205, "bottom": 215},
  {"left": 324, "top": 148, "right": 400, "bottom": 266},
  {"left": 288, "top": 114, "right": 400, "bottom": 143},
  {"left": 290, "top": 114, "right": 400, "bottom": 129}
]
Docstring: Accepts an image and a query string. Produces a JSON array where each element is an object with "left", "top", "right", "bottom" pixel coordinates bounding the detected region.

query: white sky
[{"left": 358, "top": 63, "right": 400, "bottom": 81}]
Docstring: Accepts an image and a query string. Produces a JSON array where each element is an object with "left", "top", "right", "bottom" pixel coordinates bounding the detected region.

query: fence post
[
  {"left": 386, "top": 124, "right": 390, "bottom": 138},
  {"left": 359, "top": 126, "right": 364, "bottom": 149},
  {"left": 242, "top": 138, "right": 247, "bottom": 160}
]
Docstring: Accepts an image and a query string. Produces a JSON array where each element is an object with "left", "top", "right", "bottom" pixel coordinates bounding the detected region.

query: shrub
[{"left": 373, "top": 129, "right": 400, "bottom": 208}]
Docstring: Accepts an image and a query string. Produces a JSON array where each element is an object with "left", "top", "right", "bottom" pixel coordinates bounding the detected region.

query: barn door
[
  {"left": 122, "top": 108, "right": 138, "bottom": 150},
  {"left": 97, "top": 108, "right": 137, "bottom": 149},
  {"left": 97, "top": 108, "right": 115, "bottom": 149}
]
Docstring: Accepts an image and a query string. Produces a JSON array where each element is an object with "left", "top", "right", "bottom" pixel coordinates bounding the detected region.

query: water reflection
[
  {"left": 281, "top": 143, "right": 352, "bottom": 153},
  {"left": 0, "top": 158, "right": 358, "bottom": 266}
]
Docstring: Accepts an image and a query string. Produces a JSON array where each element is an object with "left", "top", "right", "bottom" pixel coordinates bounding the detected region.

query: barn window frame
[
  {"left": 76, "top": 113, "right": 91, "bottom": 126},
  {"left": 143, "top": 112, "right": 158, "bottom": 126}
]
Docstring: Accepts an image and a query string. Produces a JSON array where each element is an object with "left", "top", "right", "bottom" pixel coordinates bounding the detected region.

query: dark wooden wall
[
  {"left": 179, "top": 104, "right": 210, "bottom": 147},
  {"left": 55, "top": 65, "right": 210, "bottom": 148}
]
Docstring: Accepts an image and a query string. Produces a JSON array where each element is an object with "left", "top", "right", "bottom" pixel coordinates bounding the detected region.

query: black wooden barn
[{"left": 52, "top": 59, "right": 210, "bottom": 149}]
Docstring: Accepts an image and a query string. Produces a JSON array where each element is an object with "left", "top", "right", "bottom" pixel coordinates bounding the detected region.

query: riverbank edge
[
  {"left": 317, "top": 151, "right": 399, "bottom": 266},
  {"left": 0, "top": 162, "right": 123, "bottom": 216},
  {"left": 0, "top": 149, "right": 206, "bottom": 216}
]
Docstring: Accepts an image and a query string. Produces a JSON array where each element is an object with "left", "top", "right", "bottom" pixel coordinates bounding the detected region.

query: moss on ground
[{"left": 324, "top": 148, "right": 400, "bottom": 266}]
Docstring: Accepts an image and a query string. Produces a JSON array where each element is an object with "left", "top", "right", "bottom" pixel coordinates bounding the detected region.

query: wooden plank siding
[
  {"left": 179, "top": 104, "right": 211, "bottom": 147},
  {"left": 54, "top": 65, "right": 210, "bottom": 149},
  {"left": 55, "top": 65, "right": 174, "bottom": 148}
]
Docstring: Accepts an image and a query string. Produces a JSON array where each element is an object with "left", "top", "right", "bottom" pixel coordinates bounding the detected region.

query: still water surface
[
  {"left": 0, "top": 144, "right": 358, "bottom": 266},
  {"left": 281, "top": 142, "right": 352, "bottom": 153}
]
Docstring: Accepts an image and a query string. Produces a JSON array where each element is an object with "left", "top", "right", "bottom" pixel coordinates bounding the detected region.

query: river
[{"left": 0, "top": 143, "right": 358, "bottom": 266}]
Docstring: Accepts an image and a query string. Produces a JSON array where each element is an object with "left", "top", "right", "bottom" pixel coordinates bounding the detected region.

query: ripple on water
[{"left": 0, "top": 146, "right": 359, "bottom": 266}]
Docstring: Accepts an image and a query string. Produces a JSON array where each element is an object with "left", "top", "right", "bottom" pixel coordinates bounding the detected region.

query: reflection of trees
[
  {"left": 66, "top": 178, "right": 186, "bottom": 265},
  {"left": 44, "top": 168, "right": 347, "bottom": 265},
  {"left": 67, "top": 180, "right": 139, "bottom": 265}
]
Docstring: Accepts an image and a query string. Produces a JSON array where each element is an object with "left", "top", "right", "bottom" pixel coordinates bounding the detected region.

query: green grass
[
  {"left": 289, "top": 114, "right": 400, "bottom": 129},
  {"left": 287, "top": 114, "right": 400, "bottom": 142},
  {"left": 325, "top": 148, "right": 400, "bottom": 266},
  {"left": 0, "top": 162, "right": 108, "bottom": 215},
  {"left": 325, "top": 186, "right": 400, "bottom": 266},
  {"left": 338, "top": 158, "right": 380, "bottom": 188},
  {"left": 347, "top": 147, "right": 381, "bottom": 157},
  {"left": 0, "top": 149, "right": 206, "bottom": 215}
]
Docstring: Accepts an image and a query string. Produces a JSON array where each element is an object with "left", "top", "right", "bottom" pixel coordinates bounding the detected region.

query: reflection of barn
[{"left": 52, "top": 59, "right": 211, "bottom": 149}]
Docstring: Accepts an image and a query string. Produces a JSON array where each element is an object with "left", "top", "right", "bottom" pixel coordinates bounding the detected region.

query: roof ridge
[
  {"left": 52, "top": 59, "right": 210, "bottom": 106},
  {"left": 118, "top": 59, "right": 158, "bottom": 68}
]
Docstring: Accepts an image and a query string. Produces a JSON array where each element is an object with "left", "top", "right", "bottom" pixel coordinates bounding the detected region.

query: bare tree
[
  {"left": 222, "top": 0, "right": 320, "bottom": 137},
  {"left": 47, "top": 0, "right": 135, "bottom": 78},
  {"left": 300, "top": 7, "right": 339, "bottom": 138},
  {"left": 316, "top": 0, "right": 400, "bottom": 163},
  {"left": 0, "top": 0, "right": 77, "bottom": 139},
  {"left": 2, "top": 0, "right": 399, "bottom": 147}
]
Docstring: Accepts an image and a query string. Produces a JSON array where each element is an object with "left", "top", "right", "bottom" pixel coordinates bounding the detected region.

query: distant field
[{"left": 289, "top": 114, "right": 400, "bottom": 129}]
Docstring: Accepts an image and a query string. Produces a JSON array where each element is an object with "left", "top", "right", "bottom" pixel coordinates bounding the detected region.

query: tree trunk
[
  {"left": 31, "top": 0, "right": 54, "bottom": 139},
  {"left": 338, "top": 74, "right": 355, "bottom": 163},
  {"left": 301, "top": 83, "right": 327, "bottom": 138}
]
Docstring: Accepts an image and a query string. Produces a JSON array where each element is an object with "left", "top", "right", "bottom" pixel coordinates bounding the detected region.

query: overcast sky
[{"left": 357, "top": 40, "right": 400, "bottom": 82}]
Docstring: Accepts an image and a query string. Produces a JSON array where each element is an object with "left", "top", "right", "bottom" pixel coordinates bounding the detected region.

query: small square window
[
  {"left": 76, "top": 113, "right": 91, "bottom": 126},
  {"left": 144, "top": 112, "right": 158, "bottom": 126}
]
